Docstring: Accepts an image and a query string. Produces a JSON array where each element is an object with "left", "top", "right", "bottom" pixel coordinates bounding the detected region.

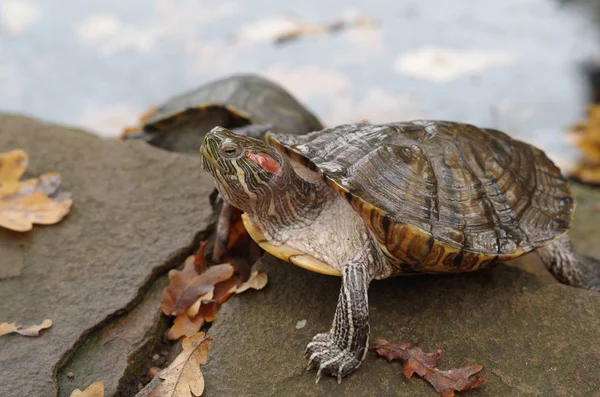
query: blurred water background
[{"left": 1, "top": 0, "right": 600, "bottom": 169}]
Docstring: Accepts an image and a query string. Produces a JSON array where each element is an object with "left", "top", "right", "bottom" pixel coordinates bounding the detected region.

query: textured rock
[
  {"left": 56, "top": 275, "right": 169, "bottom": 397},
  {"left": 202, "top": 183, "right": 600, "bottom": 397},
  {"left": 0, "top": 114, "right": 215, "bottom": 397}
]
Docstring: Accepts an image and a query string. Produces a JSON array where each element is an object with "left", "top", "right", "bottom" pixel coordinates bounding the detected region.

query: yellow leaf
[
  {"left": 0, "top": 149, "right": 72, "bottom": 232},
  {"left": 69, "top": 381, "right": 105, "bottom": 397},
  {"left": 0, "top": 319, "right": 52, "bottom": 337},
  {"left": 0, "top": 149, "right": 28, "bottom": 197},
  {"left": 149, "top": 332, "right": 212, "bottom": 397}
]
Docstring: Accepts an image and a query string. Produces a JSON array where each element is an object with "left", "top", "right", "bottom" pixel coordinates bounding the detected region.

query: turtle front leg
[
  {"left": 305, "top": 255, "right": 372, "bottom": 383},
  {"left": 211, "top": 200, "right": 233, "bottom": 262}
]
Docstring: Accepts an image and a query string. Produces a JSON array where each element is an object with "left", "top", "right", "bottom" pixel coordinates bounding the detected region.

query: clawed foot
[{"left": 304, "top": 332, "right": 363, "bottom": 384}]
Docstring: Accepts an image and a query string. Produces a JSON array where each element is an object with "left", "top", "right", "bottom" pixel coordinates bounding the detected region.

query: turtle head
[{"left": 200, "top": 126, "right": 290, "bottom": 213}]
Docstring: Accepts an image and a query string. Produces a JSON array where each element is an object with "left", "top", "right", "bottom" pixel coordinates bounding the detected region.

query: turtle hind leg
[
  {"left": 536, "top": 234, "right": 600, "bottom": 292},
  {"left": 305, "top": 254, "right": 372, "bottom": 383}
]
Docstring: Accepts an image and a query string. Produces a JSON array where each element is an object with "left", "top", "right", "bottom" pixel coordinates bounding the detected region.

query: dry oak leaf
[
  {"left": 0, "top": 149, "right": 72, "bottom": 232},
  {"left": 69, "top": 381, "right": 104, "bottom": 397},
  {"left": 374, "top": 338, "right": 487, "bottom": 397},
  {"left": 167, "top": 291, "right": 217, "bottom": 340},
  {"left": 167, "top": 311, "right": 206, "bottom": 341},
  {"left": 235, "top": 270, "right": 268, "bottom": 294},
  {"left": 164, "top": 207, "right": 268, "bottom": 340},
  {"left": 161, "top": 243, "right": 234, "bottom": 316},
  {"left": 148, "top": 332, "right": 212, "bottom": 397},
  {"left": 0, "top": 319, "right": 52, "bottom": 337}
]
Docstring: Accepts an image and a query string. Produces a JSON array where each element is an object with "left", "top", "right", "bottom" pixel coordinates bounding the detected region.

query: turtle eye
[{"left": 219, "top": 142, "right": 244, "bottom": 159}]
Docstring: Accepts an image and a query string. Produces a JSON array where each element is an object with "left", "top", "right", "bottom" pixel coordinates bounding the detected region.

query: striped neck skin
[
  {"left": 249, "top": 169, "right": 333, "bottom": 241},
  {"left": 213, "top": 155, "right": 333, "bottom": 241},
  {"left": 200, "top": 127, "right": 332, "bottom": 241}
]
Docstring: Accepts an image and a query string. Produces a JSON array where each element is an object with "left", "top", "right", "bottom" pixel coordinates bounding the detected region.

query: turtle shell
[
  {"left": 142, "top": 74, "right": 323, "bottom": 153},
  {"left": 267, "top": 121, "right": 575, "bottom": 274}
]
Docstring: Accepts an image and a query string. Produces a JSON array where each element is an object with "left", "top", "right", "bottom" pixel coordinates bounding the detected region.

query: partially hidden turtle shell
[
  {"left": 144, "top": 73, "right": 323, "bottom": 136},
  {"left": 267, "top": 121, "right": 575, "bottom": 274}
]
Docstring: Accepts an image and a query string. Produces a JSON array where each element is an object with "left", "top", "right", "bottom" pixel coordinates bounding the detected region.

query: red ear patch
[{"left": 245, "top": 152, "right": 282, "bottom": 175}]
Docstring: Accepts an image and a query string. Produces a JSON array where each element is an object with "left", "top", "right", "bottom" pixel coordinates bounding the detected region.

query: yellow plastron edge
[{"left": 241, "top": 213, "right": 342, "bottom": 277}]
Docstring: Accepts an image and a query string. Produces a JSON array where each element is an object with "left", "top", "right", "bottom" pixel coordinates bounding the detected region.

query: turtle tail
[{"left": 536, "top": 234, "right": 600, "bottom": 292}]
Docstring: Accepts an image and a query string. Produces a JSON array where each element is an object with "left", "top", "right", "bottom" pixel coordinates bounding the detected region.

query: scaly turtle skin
[
  {"left": 125, "top": 73, "right": 323, "bottom": 261},
  {"left": 199, "top": 121, "right": 600, "bottom": 383},
  {"left": 123, "top": 73, "right": 323, "bottom": 155}
]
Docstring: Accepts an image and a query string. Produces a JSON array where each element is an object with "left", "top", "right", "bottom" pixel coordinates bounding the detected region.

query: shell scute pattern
[{"left": 268, "top": 121, "right": 573, "bottom": 272}]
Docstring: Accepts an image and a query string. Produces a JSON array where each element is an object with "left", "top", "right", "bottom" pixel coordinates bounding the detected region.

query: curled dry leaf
[
  {"left": 161, "top": 242, "right": 234, "bottom": 317},
  {"left": 167, "top": 291, "right": 216, "bottom": 340},
  {"left": 0, "top": 319, "right": 52, "bottom": 337},
  {"left": 235, "top": 270, "right": 268, "bottom": 294},
  {"left": 163, "top": 206, "right": 268, "bottom": 340},
  {"left": 69, "top": 381, "right": 105, "bottom": 397},
  {"left": 374, "top": 338, "right": 487, "bottom": 397},
  {"left": 0, "top": 149, "right": 72, "bottom": 232},
  {"left": 148, "top": 332, "right": 212, "bottom": 397},
  {"left": 167, "top": 312, "right": 205, "bottom": 341}
]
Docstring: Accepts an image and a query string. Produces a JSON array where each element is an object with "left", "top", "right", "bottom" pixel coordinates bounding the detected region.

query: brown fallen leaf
[
  {"left": 0, "top": 149, "right": 72, "bottom": 232},
  {"left": 148, "top": 332, "right": 212, "bottom": 397},
  {"left": 167, "top": 312, "right": 205, "bottom": 341},
  {"left": 0, "top": 319, "right": 52, "bottom": 337},
  {"left": 164, "top": 204, "right": 268, "bottom": 340},
  {"left": 70, "top": 381, "right": 104, "bottom": 397},
  {"left": 235, "top": 270, "right": 268, "bottom": 294},
  {"left": 374, "top": 338, "right": 487, "bottom": 397},
  {"left": 167, "top": 291, "right": 214, "bottom": 340},
  {"left": 163, "top": 262, "right": 233, "bottom": 317}
]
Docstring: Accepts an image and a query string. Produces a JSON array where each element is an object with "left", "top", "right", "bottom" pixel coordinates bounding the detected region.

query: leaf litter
[
  {"left": 145, "top": 332, "right": 212, "bottom": 397},
  {"left": 374, "top": 338, "right": 487, "bottom": 397},
  {"left": 0, "top": 319, "right": 52, "bottom": 337},
  {"left": 162, "top": 206, "right": 267, "bottom": 340},
  {"left": 0, "top": 149, "right": 72, "bottom": 232}
]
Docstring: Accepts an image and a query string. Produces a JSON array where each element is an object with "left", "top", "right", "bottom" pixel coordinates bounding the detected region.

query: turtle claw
[
  {"left": 315, "top": 368, "right": 323, "bottom": 384},
  {"left": 304, "top": 332, "right": 362, "bottom": 383}
]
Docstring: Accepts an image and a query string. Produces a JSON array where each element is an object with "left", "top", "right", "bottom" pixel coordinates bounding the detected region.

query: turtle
[
  {"left": 199, "top": 120, "right": 600, "bottom": 382},
  {"left": 123, "top": 73, "right": 323, "bottom": 261},
  {"left": 121, "top": 73, "right": 323, "bottom": 155}
]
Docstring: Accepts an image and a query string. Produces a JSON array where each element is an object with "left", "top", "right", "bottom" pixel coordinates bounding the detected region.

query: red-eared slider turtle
[
  {"left": 123, "top": 73, "right": 323, "bottom": 261},
  {"left": 122, "top": 73, "right": 323, "bottom": 155},
  {"left": 199, "top": 121, "right": 600, "bottom": 382}
]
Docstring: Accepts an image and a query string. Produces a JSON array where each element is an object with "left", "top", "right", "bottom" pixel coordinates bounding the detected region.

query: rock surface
[
  {"left": 202, "top": 183, "right": 600, "bottom": 397},
  {"left": 0, "top": 114, "right": 215, "bottom": 397},
  {"left": 56, "top": 275, "right": 169, "bottom": 397}
]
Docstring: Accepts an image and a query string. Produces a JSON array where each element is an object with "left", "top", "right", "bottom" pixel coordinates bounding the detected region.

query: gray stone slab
[
  {"left": 56, "top": 275, "right": 169, "bottom": 397},
  {"left": 0, "top": 114, "right": 215, "bottom": 397},
  {"left": 202, "top": 184, "right": 600, "bottom": 397}
]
